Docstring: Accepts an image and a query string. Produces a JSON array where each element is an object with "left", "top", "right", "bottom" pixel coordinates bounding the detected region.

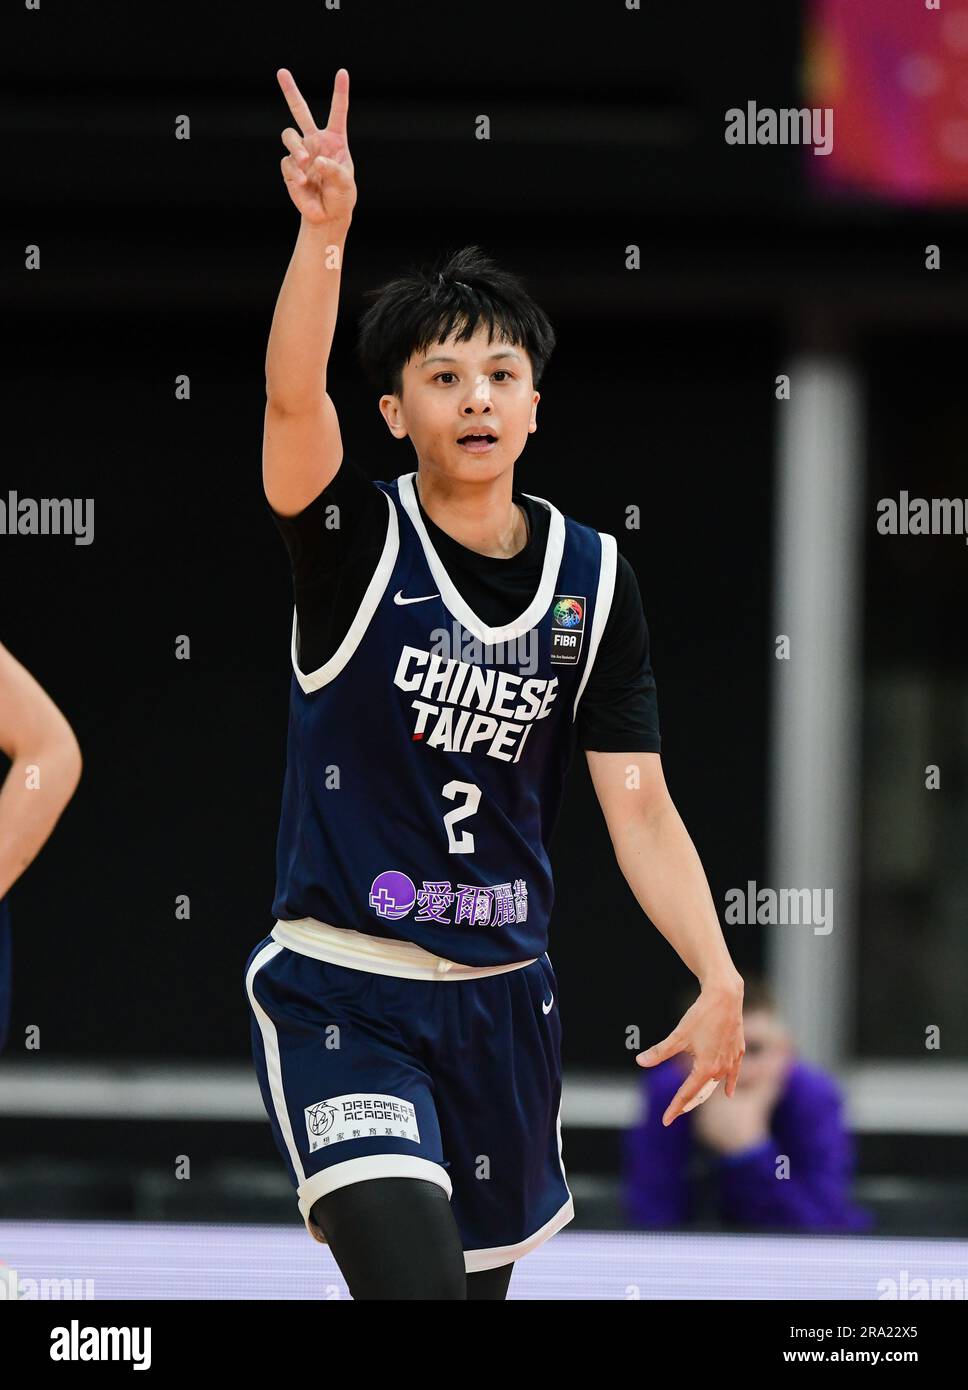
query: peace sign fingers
[
  {"left": 274, "top": 67, "right": 357, "bottom": 225},
  {"left": 325, "top": 67, "right": 350, "bottom": 140},
  {"left": 276, "top": 68, "right": 318, "bottom": 138}
]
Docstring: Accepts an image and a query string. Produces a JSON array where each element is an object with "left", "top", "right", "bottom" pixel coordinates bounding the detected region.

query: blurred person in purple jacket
[{"left": 622, "top": 977, "right": 874, "bottom": 1232}]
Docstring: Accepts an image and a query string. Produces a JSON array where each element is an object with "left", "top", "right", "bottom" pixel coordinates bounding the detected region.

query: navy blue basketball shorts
[{"left": 244, "top": 933, "right": 574, "bottom": 1273}]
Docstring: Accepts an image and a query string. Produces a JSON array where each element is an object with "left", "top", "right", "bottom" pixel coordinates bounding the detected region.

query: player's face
[
  {"left": 384, "top": 325, "right": 540, "bottom": 481},
  {"left": 734, "top": 1009, "right": 792, "bottom": 1090}
]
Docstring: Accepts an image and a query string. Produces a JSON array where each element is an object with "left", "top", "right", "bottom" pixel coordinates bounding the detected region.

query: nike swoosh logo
[
  {"left": 393, "top": 589, "right": 439, "bottom": 605},
  {"left": 542, "top": 993, "right": 554, "bottom": 1014}
]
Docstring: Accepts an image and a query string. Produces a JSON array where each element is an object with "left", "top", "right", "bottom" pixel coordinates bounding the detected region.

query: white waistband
[{"left": 270, "top": 916, "right": 538, "bottom": 981}]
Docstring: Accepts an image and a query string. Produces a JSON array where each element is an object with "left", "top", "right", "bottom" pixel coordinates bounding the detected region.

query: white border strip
[
  {"left": 292, "top": 488, "right": 399, "bottom": 693},
  {"left": 398, "top": 472, "right": 566, "bottom": 644},
  {"left": 244, "top": 940, "right": 306, "bottom": 1187},
  {"left": 571, "top": 531, "right": 617, "bottom": 720}
]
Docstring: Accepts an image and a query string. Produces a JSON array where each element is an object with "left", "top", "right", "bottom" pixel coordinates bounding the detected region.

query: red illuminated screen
[{"left": 806, "top": 0, "right": 968, "bottom": 203}]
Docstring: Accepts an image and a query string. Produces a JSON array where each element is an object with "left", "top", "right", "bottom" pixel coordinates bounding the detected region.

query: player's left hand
[
  {"left": 690, "top": 1069, "right": 782, "bottom": 1153},
  {"left": 635, "top": 977, "right": 745, "bottom": 1126}
]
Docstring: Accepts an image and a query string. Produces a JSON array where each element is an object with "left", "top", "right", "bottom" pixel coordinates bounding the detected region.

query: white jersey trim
[
  {"left": 291, "top": 488, "right": 399, "bottom": 694},
  {"left": 397, "top": 471, "right": 566, "bottom": 645},
  {"left": 571, "top": 531, "right": 617, "bottom": 721},
  {"left": 245, "top": 939, "right": 308, "bottom": 1194},
  {"left": 464, "top": 1190, "right": 575, "bottom": 1272},
  {"left": 272, "top": 916, "right": 538, "bottom": 981},
  {"left": 298, "top": 1155, "right": 454, "bottom": 1247}
]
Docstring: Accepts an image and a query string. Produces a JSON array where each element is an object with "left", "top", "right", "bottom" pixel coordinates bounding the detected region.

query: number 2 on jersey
[{"left": 441, "top": 779, "right": 481, "bottom": 853}]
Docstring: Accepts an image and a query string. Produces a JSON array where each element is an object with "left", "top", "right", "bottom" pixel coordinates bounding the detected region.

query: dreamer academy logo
[{"left": 305, "top": 1101, "right": 339, "bottom": 1140}]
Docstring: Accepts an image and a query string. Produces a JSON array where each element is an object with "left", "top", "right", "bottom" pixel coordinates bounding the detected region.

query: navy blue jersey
[{"left": 271, "top": 471, "right": 616, "bottom": 967}]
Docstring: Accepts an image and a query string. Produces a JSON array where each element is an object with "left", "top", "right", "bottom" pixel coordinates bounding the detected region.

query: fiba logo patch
[
  {"left": 554, "top": 597, "right": 583, "bottom": 627},
  {"left": 369, "top": 870, "right": 416, "bottom": 919},
  {"left": 304, "top": 1092, "right": 422, "bottom": 1152},
  {"left": 551, "top": 594, "right": 586, "bottom": 665}
]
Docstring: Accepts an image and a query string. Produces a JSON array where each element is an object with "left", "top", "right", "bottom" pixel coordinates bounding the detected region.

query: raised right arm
[{"left": 263, "top": 68, "right": 358, "bottom": 518}]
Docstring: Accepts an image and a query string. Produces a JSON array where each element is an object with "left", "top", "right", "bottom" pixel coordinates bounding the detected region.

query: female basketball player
[
  {"left": 244, "top": 66, "right": 745, "bottom": 1300},
  {"left": 0, "top": 641, "right": 83, "bottom": 1054}
]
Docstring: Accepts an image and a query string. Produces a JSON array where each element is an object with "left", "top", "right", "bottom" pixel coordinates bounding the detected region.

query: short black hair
[{"left": 355, "top": 245, "right": 556, "bottom": 399}]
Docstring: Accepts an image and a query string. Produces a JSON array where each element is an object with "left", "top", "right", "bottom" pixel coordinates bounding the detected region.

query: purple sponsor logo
[{"left": 369, "top": 870, "right": 417, "bottom": 919}]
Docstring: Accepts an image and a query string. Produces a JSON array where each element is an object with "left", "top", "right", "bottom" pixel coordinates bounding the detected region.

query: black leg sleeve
[
  {"left": 465, "top": 1262, "right": 515, "bottom": 1300},
  {"left": 311, "top": 1176, "right": 467, "bottom": 1300}
]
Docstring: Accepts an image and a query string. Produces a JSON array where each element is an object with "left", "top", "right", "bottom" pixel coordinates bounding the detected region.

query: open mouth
[{"left": 457, "top": 434, "right": 498, "bottom": 452}]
